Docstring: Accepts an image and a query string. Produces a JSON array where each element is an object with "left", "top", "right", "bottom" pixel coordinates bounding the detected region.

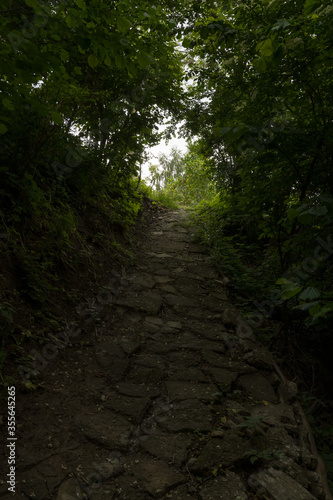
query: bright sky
[{"left": 142, "top": 122, "right": 188, "bottom": 180}]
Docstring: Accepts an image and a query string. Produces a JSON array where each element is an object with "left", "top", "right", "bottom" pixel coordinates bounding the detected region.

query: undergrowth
[
  {"left": 141, "top": 183, "right": 179, "bottom": 210},
  {"left": 0, "top": 178, "right": 144, "bottom": 387},
  {"left": 190, "top": 195, "right": 333, "bottom": 492}
]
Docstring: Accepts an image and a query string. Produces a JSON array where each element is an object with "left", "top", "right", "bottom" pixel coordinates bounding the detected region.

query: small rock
[
  {"left": 244, "top": 348, "right": 274, "bottom": 370},
  {"left": 238, "top": 373, "right": 277, "bottom": 403},
  {"left": 166, "top": 381, "right": 219, "bottom": 402},
  {"left": 206, "top": 367, "right": 238, "bottom": 393},
  {"left": 157, "top": 399, "right": 213, "bottom": 433},
  {"left": 130, "top": 458, "right": 186, "bottom": 498},
  {"left": 199, "top": 471, "right": 247, "bottom": 500},
  {"left": 190, "top": 431, "right": 251, "bottom": 473},
  {"left": 279, "top": 380, "right": 298, "bottom": 403},
  {"left": 211, "top": 430, "right": 224, "bottom": 437},
  {"left": 57, "top": 478, "right": 83, "bottom": 500},
  {"left": 248, "top": 467, "right": 317, "bottom": 500},
  {"left": 301, "top": 454, "right": 318, "bottom": 471},
  {"left": 138, "top": 430, "right": 191, "bottom": 467}
]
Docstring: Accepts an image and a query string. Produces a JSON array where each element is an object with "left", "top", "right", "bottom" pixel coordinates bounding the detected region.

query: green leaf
[
  {"left": 298, "top": 212, "right": 313, "bottom": 225},
  {"left": 117, "top": 17, "right": 132, "bottom": 33},
  {"left": 66, "top": 15, "right": 76, "bottom": 28},
  {"left": 24, "top": 0, "right": 39, "bottom": 9},
  {"left": 74, "top": 0, "right": 86, "bottom": 9},
  {"left": 104, "top": 54, "right": 111, "bottom": 66},
  {"left": 281, "top": 287, "right": 302, "bottom": 300},
  {"left": 0, "top": 123, "right": 8, "bottom": 134},
  {"left": 2, "top": 98, "right": 14, "bottom": 111},
  {"left": 253, "top": 57, "right": 267, "bottom": 72},
  {"left": 182, "top": 38, "right": 192, "bottom": 49},
  {"left": 0, "top": 308, "right": 13, "bottom": 322},
  {"left": 50, "top": 110, "right": 62, "bottom": 125},
  {"left": 272, "top": 19, "right": 291, "bottom": 31},
  {"left": 127, "top": 60, "right": 137, "bottom": 78},
  {"left": 88, "top": 54, "right": 98, "bottom": 68},
  {"left": 304, "top": 0, "right": 321, "bottom": 14},
  {"left": 137, "top": 51, "right": 154, "bottom": 68},
  {"left": 309, "top": 303, "right": 322, "bottom": 317},
  {"left": 294, "top": 301, "right": 319, "bottom": 311},
  {"left": 276, "top": 278, "right": 290, "bottom": 285},
  {"left": 287, "top": 207, "right": 298, "bottom": 222},
  {"left": 120, "top": 38, "right": 130, "bottom": 46},
  {"left": 115, "top": 55, "right": 125, "bottom": 69},
  {"left": 60, "top": 49, "right": 69, "bottom": 62},
  {"left": 311, "top": 303, "right": 333, "bottom": 318},
  {"left": 298, "top": 287, "right": 320, "bottom": 301},
  {"left": 259, "top": 39, "right": 274, "bottom": 57},
  {"left": 307, "top": 206, "right": 328, "bottom": 216}
]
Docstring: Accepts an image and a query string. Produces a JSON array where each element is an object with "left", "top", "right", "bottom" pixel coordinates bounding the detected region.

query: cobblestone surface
[{"left": 0, "top": 209, "right": 330, "bottom": 499}]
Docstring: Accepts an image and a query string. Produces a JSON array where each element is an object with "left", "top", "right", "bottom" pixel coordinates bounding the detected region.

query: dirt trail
[{"left": 0, "top": 209, "right": 329, "bottom": 499}]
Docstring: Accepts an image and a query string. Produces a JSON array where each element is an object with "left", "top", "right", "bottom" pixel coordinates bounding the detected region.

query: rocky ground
[{"left": 0, "top": 209, "right": 331, "bottom": 499}]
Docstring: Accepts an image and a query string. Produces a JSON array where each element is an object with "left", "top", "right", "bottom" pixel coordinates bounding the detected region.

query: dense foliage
[
  {"left": 1, "top": 0, "right": 333, "bottom": 473},
  {"left": 147, "top": 145, "right": 216, "bottom": 206},
  {"left": 0, "top": 0, "right": 213, "bottom": 377},
  {"left": 182, "top": 0, "right": 333, "bottom": 327}
]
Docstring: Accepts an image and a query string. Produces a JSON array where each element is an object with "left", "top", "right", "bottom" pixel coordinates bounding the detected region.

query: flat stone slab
[
  {"left": 167, "top": 351, "right": 201, "bottom": 368},
  {"left": 238, "top": 374, "right": 277, "bottom": 403},
  {"left": 244, "top": 348, "right": 274, "bottom": 370},
  {"left": 176, "top": 285, "right": 204, "bottom": 298},
  {"left": 164, "top": 294, "right": 198, "bottom": 307},
  {"left": 206, "top": 367, "right": 238, "bottom": 392},
  {"left": 166, "top": 381, "right": 219, "bottom": 401},
  {"left": 115, "top": 291, "right": 163, "bottom": 315},
  {"left": 104, "top": 394, "right": 151, "bottom": 424},
  {"left": 248, "top": 467, "right": 317, "bottom": 500},
  {"left": 118, "top": 338, "right": 141, "bottom": 355},
  {"left": 154, "top": 241, "right": 185, "bottom": 252},
  {"left": 145, "top": 338, "right": 179, "bottom": 354},
  {"left": 167, "top": 366, "right": 209, "bottom": 382},
  {"left": 144, "top": 316, "right": 164, "bottom": 333},
  {"left": 166, "top": 320, "right": 182, "bottom": 329},
  {"left": 186, "top": 244, "right": 207, "bottom": 253},
  {"left": 191, "top": 431, "right": 251, "bottom": 473},
  {"left": 146, "top": 252, "right": 174, "bottom": 259},
  {"left": 199, "top": 472, "right": 247, "bottom": 500},
  {"left": 126, "top": 364, "right": 164, "bottom": 384},
  {"left": 160, "top": 284, "right": 178, "bottom": 294},
  {"left": 202, "top": 350, "right": 257, "bottom": 374},
  {"left": 157, "top": 399, "right": 213, "bottom": 432},
  {"left": 115, "top": 382, "right": 160, "bottom": 399},
  {"left": 162, "top": 232, "right": 192, "bottom": 242},
  {"left": 139, "top": 430, "right": 192, "bottom": 467},
  {"left": 145, "top": 316, "right": 164, "bottom": 326},
  {"left": 154, "top": 275, "right": 174, "bottom": 284},
  {"left": 181, "top": 339, "right": 225, "bottom": 354},
  {"left": 128, "top": 275, "right": 157, "bottom": 288},
  {"left": 57, "top": 478, "right": 83, "bottom": 500},
  {"left": 95, "top": 340, "right": 124, "bottom": 358},
  {"left": 187, "top": 265, "right": 216, "bottom": 278},
  {"left": 74, "top": 412, "right": 132, "bottom": 450},
  {"left": 96, "top": 355, "right": 129, "bottom": 381},
  {"left": 204, "top": 296, "right": 228, "bottom": 312},
  {"left": 129, "top": 458, "right": 186, "bottom": 498},
  {"left": 189, "top": 323, "right": 227, "bottom": 342},
  {"left": 251, "top": 402, "right": 296, "bottom": 426},
  {"left": 135, "top": 354, "right": 166, "bottom": 369},
  {"left": 179, "top": 272, "right": 206, "bottom": 282}
]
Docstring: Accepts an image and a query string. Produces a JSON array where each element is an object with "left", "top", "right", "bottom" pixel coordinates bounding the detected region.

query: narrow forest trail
[{"left": 0, "top": 209, "right": 329, "bottom": 500}]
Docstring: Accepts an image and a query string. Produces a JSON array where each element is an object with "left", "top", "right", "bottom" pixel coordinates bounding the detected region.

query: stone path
[{"left": 1, "top": 209, "right": 330, "bottom": 499}]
